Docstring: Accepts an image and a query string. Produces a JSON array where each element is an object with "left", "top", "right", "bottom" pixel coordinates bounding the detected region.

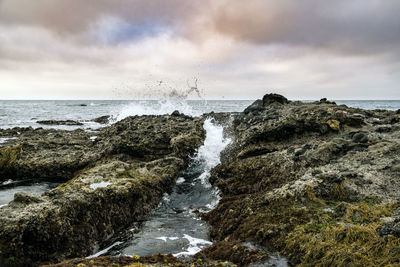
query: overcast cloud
[{"left": 0, "top": 0, "right": 399, "bottom": 99}]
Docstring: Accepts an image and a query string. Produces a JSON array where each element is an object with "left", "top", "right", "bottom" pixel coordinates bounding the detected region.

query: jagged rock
[
  {"left": 0, "top": 114, "right": 205, "bottom": 266},
  {"left": 243, "top": 99, "right": 264, "bottom": 114},
  {"left": 262, "top": 93, "right": 289, "bottom": 106},
  {"left": 202, "top": 93, "right": 400, "bottom": 266}
]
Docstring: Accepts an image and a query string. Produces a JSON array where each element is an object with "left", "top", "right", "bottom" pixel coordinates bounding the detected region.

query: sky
[{"left": 0, "top": 0, "right": 400, "bottom": 100}]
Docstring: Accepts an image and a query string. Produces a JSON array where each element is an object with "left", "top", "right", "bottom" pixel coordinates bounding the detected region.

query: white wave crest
[{"left": 114, "top": 99, "right": 200, "bottom": 121}]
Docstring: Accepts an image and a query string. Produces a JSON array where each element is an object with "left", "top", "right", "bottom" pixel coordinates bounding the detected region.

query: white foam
[
  {"left": 205, "top": 191, "right": 221, "bottom": 210},
  {"left": 86, "top": 241, "right": 123, "bottom": 259},
  {"left": 156, "top": 236, "right": 180, "bottom": 242},
  {"left": 90, "top": 182, "right": 112, "bottom": 190},
  {"left": 173, "top": 234, "right": 212, "bottom": 257},
  {"left": 90, "top": 136, "right": 97, "bottom": 141},
  {"left": 0, "top": 204, "right": 7, "bottom": 208},
  {"left": 0, "top": 137, "right": 17, "bottom": 144},
  {"left": 194, "top": 119, "right": 231, "bottom": 185},
  {"left": 1, "top": 179, "right": 13, "bottom": 185},
  {"left": 115, "top": 99, "right": 200, "bottom": 121},
  {"left": 176, "top": 177, "right": 185, "bottom": 184}
]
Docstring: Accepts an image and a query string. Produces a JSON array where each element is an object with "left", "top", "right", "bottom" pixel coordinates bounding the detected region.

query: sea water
[{"left": 0, "top": 99, "right": 399, "bottom": 130}]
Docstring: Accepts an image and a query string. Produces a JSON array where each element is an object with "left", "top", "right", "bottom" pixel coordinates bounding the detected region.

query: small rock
[
  {"left": 352, "top": 132, "right": 368, "bottom": 143},
  {"left": 171, "top": 110, "right": 181, "bottom": 116},
  {"left": 92, "top": 115, "right": 111, "bottom": 124},
  {"left": 12, "top": 192, "right": 42, "bottom": 204}
]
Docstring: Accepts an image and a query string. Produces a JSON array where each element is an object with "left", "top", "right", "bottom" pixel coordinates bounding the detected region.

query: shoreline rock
[
  {"left": 201, "top": 94, "right": 400, "bottom": 266},
  {"left": 36, "top": 120, "right": 84, "bottom": 126},
  {"left": 91, "top": 115, "right": 111, "bottom": 124},
  {"left": 0, "top": 114, "right": 205, "bottom": 266}
]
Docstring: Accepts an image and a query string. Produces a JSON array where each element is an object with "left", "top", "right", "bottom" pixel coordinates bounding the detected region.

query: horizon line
[{"left": 1, "top": 98, "right": 400, "bottom": 101}]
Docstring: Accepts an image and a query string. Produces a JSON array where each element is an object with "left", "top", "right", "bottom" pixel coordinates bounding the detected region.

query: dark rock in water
[
  {"left": 37, "top": 120, "right": 83, "bottom": 126},
  {"left": 262, "top": 93, "right": 289, "bottom": 106},
  {"left": 397, "top": 109, "right": 400, "bottom": 114},
  {"left": 79, "top": 104, "right": 87, "bottom": 107},
  {"left": 0, "top": 114, "right": 205, "bottom": 266},
  {"left": 171, "top": 110, "right": 181, "bottom": 116},
  {"left": 91, "top": 115, "right": 110, "bottom": 124},
  {"left": 319, "top": 97, "right": 336, "bottom": 105}
]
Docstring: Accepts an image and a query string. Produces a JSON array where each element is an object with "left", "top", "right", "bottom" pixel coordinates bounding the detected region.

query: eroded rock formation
[{"left": 0, "top": 114, "right": 205, "bottom": 266}]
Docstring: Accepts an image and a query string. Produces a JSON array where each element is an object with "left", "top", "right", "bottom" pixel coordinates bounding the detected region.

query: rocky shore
[
  {"left": 1, "top": 94, "right": 400, "bottom": 266},
  {"left": 201, "top": 94, "right": 400, "bottom": 266},
  {"left": 0, "top": 114, "right": 205, "bottom": 266}
]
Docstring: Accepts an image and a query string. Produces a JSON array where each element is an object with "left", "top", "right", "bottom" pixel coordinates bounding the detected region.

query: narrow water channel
[{"left": 87, "top": 118, "right": 231, "bottom": 258}]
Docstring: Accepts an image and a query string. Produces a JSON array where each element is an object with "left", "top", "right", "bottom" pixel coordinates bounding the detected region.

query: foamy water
[{"left": 195, "top": 119, "right": 231, "bottom": 187}]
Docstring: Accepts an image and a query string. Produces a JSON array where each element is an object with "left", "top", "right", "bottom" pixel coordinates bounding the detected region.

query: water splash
[
  {"left": 113, "top": 79, "right": 205, "bottom": 120},
  {"left": 194, "top": 118, "right": 231, "bottom": 186},
  {"left": 115, "top": 99, "right": 200, "bottom": 121}
]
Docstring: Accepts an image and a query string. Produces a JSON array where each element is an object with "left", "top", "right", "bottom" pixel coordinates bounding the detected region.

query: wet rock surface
[
  {"left": 91, "top": 115, "right": 111, "bottom": 124},
  {"left": 41, "top": 255, "right": 237, "bottom": 267},
  {"left": 201, "top": 94, "right": 400, "bottom": 266},
  {"left": 0, "top": 114, "right": 205, "bottom": 266}
]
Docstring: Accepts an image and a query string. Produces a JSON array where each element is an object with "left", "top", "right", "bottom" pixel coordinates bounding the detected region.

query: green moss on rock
[{"left": 0, "top": 145, "right": 21, "bottom": 169}]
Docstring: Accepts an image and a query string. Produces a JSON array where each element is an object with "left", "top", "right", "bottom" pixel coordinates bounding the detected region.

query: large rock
[
  {"left": 0, "top": 114, "right": 205, "bottom": 266},
  {"left": 0, "top": 128, "right": 100, "bottom": 181},
  {"left": 202, "top": 93, "right": 400, "bottom": 266},
  {"left": 244, "top": 93, "right": 289, "bottom": 114},
  {"left": 0, "top": 115, "right": 204, "bottom": 182}
]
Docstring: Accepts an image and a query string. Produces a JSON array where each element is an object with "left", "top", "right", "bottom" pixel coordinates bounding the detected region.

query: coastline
[{"left": 0, "top": 94, "right": 400, "bottom": 266}]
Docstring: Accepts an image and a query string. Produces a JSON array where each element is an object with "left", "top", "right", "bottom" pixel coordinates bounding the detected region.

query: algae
[{"left": 0, "top": 145, "right": 21, "bottom": 169}]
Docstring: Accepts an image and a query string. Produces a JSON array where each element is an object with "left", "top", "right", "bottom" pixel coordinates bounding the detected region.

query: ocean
[{"left": 0, "top": 99, "right": 399, "bottom": 130}]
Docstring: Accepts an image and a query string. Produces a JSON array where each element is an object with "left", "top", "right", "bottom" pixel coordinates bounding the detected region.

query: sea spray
[
  {"left": 115, "top": 99, "right": 201, "bottom": 121},
  {"left": 114, "top": 81, "right": 206, "bottom": 120}
]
